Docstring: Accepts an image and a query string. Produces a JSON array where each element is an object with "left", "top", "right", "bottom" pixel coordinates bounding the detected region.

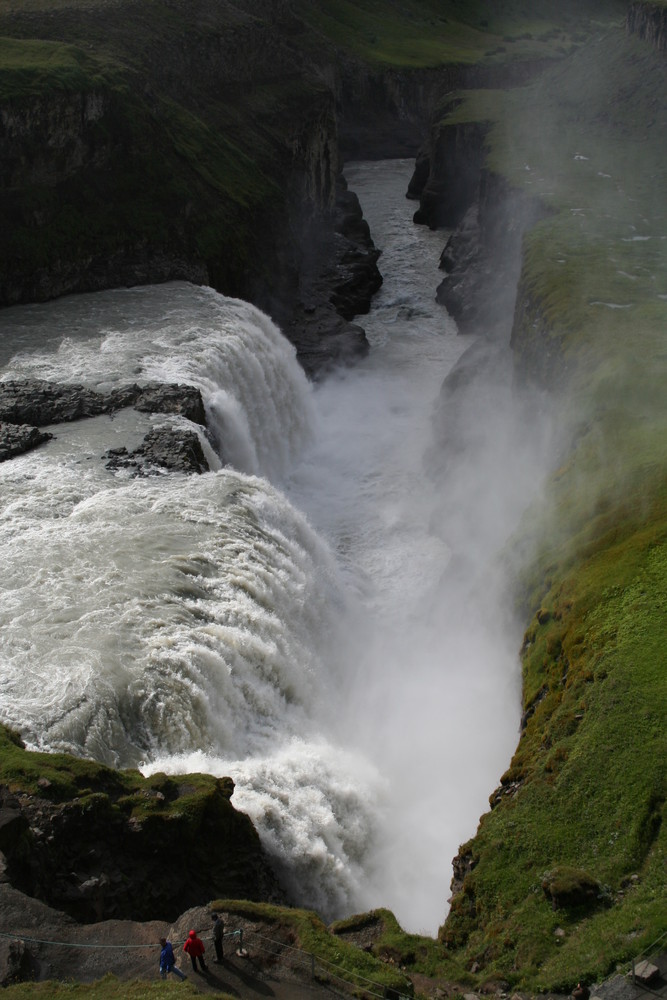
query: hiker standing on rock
[
  {"left": 212, "top": 912, "right": 225, "bottom": 963},
  {"left": 183, "top": 929, "right": 208, "bottom": 973},
  {"left": 159, "top": 937, "right": 187, "bottom": 980}
]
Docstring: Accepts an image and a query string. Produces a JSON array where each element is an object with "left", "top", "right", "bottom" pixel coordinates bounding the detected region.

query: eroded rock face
[
  {"left": 433, "top": 170, "right": 546, "bottom": 340},
  {"left": 627, "top": 1, "right": 667, "bottom": 52},
  {"left": 0, "top": 778, "right": 282, "bottom": 925},
  {"left": 288, "top": 175, "right": 381, "bottom": 377},
  {"left": 0, "top": 379, "right": 208, "bottom": 467}
]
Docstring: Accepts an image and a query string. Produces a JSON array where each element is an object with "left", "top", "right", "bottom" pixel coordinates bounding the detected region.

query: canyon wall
[{"left": 627, "top": 1, "right": 667, "bottom": 51}]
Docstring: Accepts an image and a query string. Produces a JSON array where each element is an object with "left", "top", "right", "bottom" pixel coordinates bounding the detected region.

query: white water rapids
[{"left": 0, "top": 160, "right": 538, "bottom": 934}]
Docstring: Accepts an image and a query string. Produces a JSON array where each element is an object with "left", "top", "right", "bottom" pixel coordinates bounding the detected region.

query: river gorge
[
  {"left": 0, "top": 159, "right": 553, "bottom": 935},
  {"left": 1, "top": 2, "right": 665, "bottom": 992}
]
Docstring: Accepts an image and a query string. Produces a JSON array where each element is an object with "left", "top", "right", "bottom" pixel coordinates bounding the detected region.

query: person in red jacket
[{"left": 183, "top": 929, "right": 208, "bottom": 973}]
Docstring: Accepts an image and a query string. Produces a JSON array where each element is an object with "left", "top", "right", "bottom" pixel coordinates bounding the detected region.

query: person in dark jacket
[
  {"left": 183, "top": 929, "right": 208, "bottom": 972},
  {"left": 212, "top": 913, "right": 225, "bottom": 963},
  {"left": 159, "top": 937, "right": 187, "bottom": 980}
]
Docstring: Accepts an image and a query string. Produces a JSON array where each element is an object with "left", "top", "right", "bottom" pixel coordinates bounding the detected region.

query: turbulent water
[{"left": 0, "top": 160, "right": 538, "bottom": 934}]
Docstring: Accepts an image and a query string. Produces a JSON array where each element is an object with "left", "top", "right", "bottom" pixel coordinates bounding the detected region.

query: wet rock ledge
[{"left": 0, "top": 378, "right": 209, "bottom": 473}]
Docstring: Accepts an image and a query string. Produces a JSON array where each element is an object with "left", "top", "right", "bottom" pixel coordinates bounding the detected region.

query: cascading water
[{"left": 0, "top": 160, "right": 548, "bottom": 934}]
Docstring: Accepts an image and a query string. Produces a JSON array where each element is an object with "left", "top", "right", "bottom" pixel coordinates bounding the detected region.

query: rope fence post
[{"left": 310, "top": 952, "right": 315, "bottom": 979}]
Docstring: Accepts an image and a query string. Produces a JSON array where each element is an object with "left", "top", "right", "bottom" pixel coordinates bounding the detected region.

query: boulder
[
  {"left": 541, "top": 866, "right": 602, "bottom": 911},
  {"left": 0, "top": 423, "right": 52, "bottom": 462},
  {"left": 104, "top": 428, "right": 210, "bottom": 476}
]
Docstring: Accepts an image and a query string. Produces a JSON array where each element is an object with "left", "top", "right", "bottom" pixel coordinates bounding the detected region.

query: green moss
[
  {"left": 0, "top": 36, "right": 108, "bottom": 98},
  {"left": 211, "top": 902, "right": 414, "bottom": 995},
  {"left": 0, "top": 723, "right": 229, "bottom": 824},
  {"left": 424, "top": 19, "right": 667, "bottom": 990},
  {"left": 1, "top": 977, "right": 212, "bottom": 999},
  {"left": 294, "top": 0, "right": 625, "bottom": 68}
]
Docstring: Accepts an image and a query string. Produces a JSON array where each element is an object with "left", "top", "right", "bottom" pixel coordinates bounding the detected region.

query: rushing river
[{"left": 0, "top": 160, "right": 532, "bottom": 934}]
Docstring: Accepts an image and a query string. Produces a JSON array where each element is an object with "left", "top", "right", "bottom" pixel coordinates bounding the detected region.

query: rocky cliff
[
  {"left": 0, "top": 0, "right": 557, "bottom": 376},
  {"left": 0, "top": 726, "right": 282, "bottom": 924},
  {"left": 627, "top": 1, "right": 667, "bottom": 51},
  {"left": 417, "top": 23, "right": 667, "bottom": 987},
  {"left": 0, "top": 1, "right": 382, "bottom": 374}
]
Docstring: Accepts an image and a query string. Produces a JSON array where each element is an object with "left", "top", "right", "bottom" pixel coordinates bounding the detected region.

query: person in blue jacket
[{"left": 159, "top": 937, "right": 187, "bottom": 980}]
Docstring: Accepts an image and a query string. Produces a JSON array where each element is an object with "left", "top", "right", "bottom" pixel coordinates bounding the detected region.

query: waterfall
[
  {"left": 0, "top": 280, "right": 384, "bottom": 921},
  {"left": 0, "top": 163, "right": 553, "bottom": 932}
]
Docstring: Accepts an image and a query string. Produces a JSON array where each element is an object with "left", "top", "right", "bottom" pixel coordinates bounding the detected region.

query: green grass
[
  {"left": 293, "top": 0, "right": 625, "bottom": 68},
  {"left": 426, "top": 20, "right": 667, "bottom": 990},
  {"left": 0, "top": 723, "right": 223, "bottom": 821},
  {"left": 210, "top": 902, "right": 414, "bottom": 996},
  {"left": 0, "top": 36, "right": 108, "bottom": 98},
  {"left": 1, "top": 976, "right": 219, "bottom": 998}
]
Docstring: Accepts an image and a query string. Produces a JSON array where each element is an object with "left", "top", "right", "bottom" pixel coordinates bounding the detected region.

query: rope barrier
[
  {"left": 241, "top": 928, "right": 411, "bottom": 999},
  {"left": 0, "top": 925, "right": 411, "bottom": 998}
]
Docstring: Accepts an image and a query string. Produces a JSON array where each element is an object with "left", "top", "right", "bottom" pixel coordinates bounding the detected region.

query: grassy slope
[
  {"left": 426, "top": 25, "right": 667, "bottom": 991},
  {"left": 294, "top": 0, "right": 626, "bottom": 67}
]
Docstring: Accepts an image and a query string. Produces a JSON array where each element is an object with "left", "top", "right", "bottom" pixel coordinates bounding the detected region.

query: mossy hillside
[
  {"left": 431, "top": 23, "right": 667, "bottom": 990},
  {"left": 331, "top": 907, "right": 472, "bottom": 983},
  {"left": 0, "top": 36, "right": 108, "bottom": 99},
  {"left": 0, "top": 10, "right": 325, "bottom": 305},
  {"left": 0, "top": 726, "right": 270, "bottom": 920},
  {"left": 440, "top": 516, "right": 667, "bottom": 987},
  {"left": 294, "top": 0, "right": 626, "bottom": 68},
  {"left": 0, "top": 722, "right": 236, "bottom": 823},
  {"left": 209, "top": 902, "right": 414, "bottom": 996}
]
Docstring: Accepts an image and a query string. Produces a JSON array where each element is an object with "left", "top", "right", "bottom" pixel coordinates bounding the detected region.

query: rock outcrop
[
  {"left": 0, "top": 727, "right": 282, "bottom": 924},
  {"left": 104, "top": 428, "right": 209, "bottom": 476},
  {"left": 0, "top": 379, "right": 209, "bottom": 468},
  {"left": 410, "top": 117, "right": 545, "bottom": 341},
  {"left": 104, "top": 427, "right": 210, "bottom": 476},
  {"left": 627, "top": 1, "right": 667, "bottom": 52},
  {"left": 0, "top": 423, "right": 52, "bottom": 461},
  {"left": 0, "top": 379, "right": 206, "bottom": 429}
]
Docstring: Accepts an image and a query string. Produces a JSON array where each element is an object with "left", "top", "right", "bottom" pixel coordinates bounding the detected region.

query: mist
[{"left": 279, "top": 160, "right": 559, "bottom": 933}]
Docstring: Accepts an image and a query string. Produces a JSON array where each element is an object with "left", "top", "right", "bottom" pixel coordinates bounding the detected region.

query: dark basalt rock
[
  {"left": 0, "top": 379, "right": 206, "bottom": 429},
  {"left": 0, "top": 380, "right": 112, "bottom": 427},
  {"left": 627, "top": 1, "right": 667, "bottom": 52},
  {"left": 0, "top": 423, "right": 52, "bottom": 461},
  {"left": 0, "top": 379, "right": 208, "bottom": 466},
  {"left": 104, "top": 428, "right": 209, "bottom": 476},
  {"left": 289, "top": 175, "right": 381, "bottom": 378},
  {"left": 0, "top": 776, "right": 282, "bottom": 925},
  {"left": 110, "top": 383, "right": 206, "bottom": 426},
  {"left": 406, "top": 147, "right": 430, "bottom": 201}
]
